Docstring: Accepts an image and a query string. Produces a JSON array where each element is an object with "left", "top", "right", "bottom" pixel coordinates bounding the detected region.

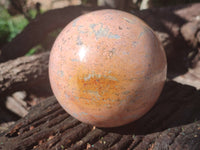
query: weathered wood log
[
  {"left": 0, "top": 81, "right": 200, "bottom": 149},
  {"left": 0, "top": 52, "right": 50, "bottom": 97},
  {"left": 0, "top": 3, "right": 199, "bottom": 63}
]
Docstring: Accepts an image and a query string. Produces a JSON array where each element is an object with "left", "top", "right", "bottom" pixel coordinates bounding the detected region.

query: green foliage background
[{"left": 0, "top": 6, "right": 28, "bottom": 45}]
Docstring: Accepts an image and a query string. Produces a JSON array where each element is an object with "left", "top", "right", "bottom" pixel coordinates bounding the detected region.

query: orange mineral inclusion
[{"left": 49, "top": 9, "right": 167, "bottom": 127}]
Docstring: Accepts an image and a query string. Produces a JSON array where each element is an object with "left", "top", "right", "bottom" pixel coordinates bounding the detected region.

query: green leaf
[
  {"left": 26, "top": 48, "right": 37, "bottom": 56},
  {"left": 61, "top": 145, "right": 64, "bottom": 149}
]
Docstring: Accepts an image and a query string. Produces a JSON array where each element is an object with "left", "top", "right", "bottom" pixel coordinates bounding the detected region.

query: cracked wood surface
[{"left": 0, "top": 81, "right": 200, "bottom": 150}]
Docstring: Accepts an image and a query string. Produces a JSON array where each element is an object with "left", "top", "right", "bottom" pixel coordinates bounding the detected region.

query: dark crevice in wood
[
  {"left": 37, "top": 118, "right": 82, "bottom": 149},
  {"left": 20, "top": 111, "right": 69, "bottom": 140},
  {"left": 90, "top": 133, "right": 122, "bottom": 149},
  {"left": 18, "top": 118, "right": 80, "bottom": 149},
  {"left": 47, "top": 112, "right": 70, "bottom": 128},
  {"left": 6, "top": 102, "right": 61, "bottom": 137},
  {"left": 20, "top": 108, "right": 67, "bottom": 136},
  {"left": 42, "top": 134, "right": 61, "bottom": 149},
  {"left": 127, "top": 136, "right": 143, "bottom": 150},
  {"left": 98, "top": 133, "right": 122, "bottom": 148},
  {"left": 168, "top": 127, "right": 182, "bottom": 146},
  {"left": 31, "top": 108, "right": 67, "bottom": 128},
  {"left": 68, "top": 128, "right": 107, "bottom": 150},
  {"left": 133, "top": 133, "right": 159, "bottom": 150},
  {"left": 5, "top": 122, "right": 22, "bottom": 138},
  {"left": 109, "top": 135, "right": 133, "bottom": 150},
  {"left": 54, "top": 124, "right": 91, "bottom": 149}
]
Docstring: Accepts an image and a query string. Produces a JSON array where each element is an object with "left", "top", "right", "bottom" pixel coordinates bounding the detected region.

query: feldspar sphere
[{"left": 49, "top": 9, "right": 167, "bottom": 127}]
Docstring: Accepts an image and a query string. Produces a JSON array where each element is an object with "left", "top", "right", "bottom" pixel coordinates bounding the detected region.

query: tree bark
[
  {"left": 0, "top": 81, "right": 200, "bottom": 149},
  {"left": 0, "top": 52, "right": 50, "bottom": 97}
]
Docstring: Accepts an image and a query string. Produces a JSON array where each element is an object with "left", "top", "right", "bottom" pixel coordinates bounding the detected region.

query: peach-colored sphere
[{"left": 49, "top": 9, "right": 167, "bottom": 127}]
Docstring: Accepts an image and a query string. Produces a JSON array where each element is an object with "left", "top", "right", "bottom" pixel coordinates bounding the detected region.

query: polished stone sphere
[{"left": 49, "top": 9, "right": 167, "bottom": 127}]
